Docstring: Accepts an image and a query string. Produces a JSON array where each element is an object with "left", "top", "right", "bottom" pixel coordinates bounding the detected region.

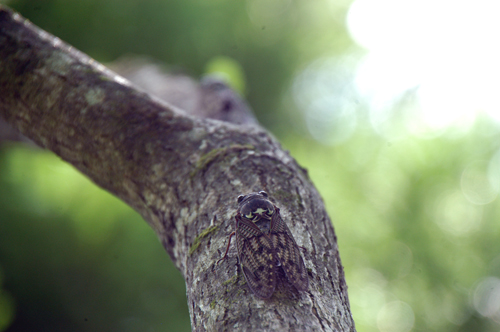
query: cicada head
[{"left": 237, "top": 191, "right": 275, "bottom": 222}]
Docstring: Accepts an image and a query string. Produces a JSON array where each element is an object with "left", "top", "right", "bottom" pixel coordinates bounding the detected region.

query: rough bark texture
[{"left": 0, "top": 6, "right": 356, "bottom": 331}]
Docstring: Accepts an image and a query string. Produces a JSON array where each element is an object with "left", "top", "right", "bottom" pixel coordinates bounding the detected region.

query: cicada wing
[
  {"left": 270, "top": 209, "right": 308, "bottom": 292},
  {"left": 236, "top": 215, "right": 277, "bottom": 299}
]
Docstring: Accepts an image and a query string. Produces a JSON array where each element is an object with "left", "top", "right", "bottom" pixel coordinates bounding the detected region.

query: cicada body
[{"left": 218, "top": 191, "right": 308, "bottom": 299}]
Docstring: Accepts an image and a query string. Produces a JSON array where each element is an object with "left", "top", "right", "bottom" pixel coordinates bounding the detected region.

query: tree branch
[{"left": 0, "top": 6, "right": 355, "bottom": 331}]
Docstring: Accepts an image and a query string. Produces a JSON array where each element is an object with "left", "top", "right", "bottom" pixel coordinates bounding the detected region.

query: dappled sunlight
[
  {"left": 434, "top": 190, "right": 483, "bottom": 236},
  {"left": 345, "top": 0, "right": 500, "bottom": 137},
  {"left": 292, "top": 57, "right": 358, "bottom": 145},
  {"left": 441, "top": 291, "right": 470, "bottom": 326},
  {"left": 377, "top": 301, "right": 415, "bottom": 332},
  {"left": 360, "top": 157, "right": 408, "bottom": 214},
  {"left": 473, "top": 277, "right": 500, "bottom": 323},
  {"left": 284, "top": 2, "right": 500, "bottom": 326},
  {"left": 287, "top": 121, "right": 500, "bottom": 330},
  {"left": 488, "top": 149, "right": 500, "bottom": 192},
  {"left": 461, "top": 160, "right": 498, "bottom": 205},
  {"left": 386, "top": 242, "right": 413, "bottom": 279},
  {"left": 347, "top": 268, "right": 387, "bottom": 327}
]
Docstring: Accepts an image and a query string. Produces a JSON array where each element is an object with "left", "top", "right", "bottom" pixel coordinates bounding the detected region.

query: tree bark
[{"left": 0, "top": 6, "right": 355, "bottom": 331}]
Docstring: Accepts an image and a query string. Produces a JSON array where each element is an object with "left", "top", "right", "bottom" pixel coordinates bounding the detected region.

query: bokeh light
[
  {"left": 473, "top": 277, "right": 500, "bottom": 323},
  {"left": 377, "top": 301, "right": 415, "bottom": 332},
  {"left": 346, "top": 0, "right": 500, "bottom": 136}
]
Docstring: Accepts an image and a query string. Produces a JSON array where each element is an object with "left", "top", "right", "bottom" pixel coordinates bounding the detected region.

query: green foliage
[
  {"left": 204, "top": 56, "right": 247, "bottom": 95},
  {"left": 282, "top": 117, "right": 500, "bottom": 331},
  {"left": 0, "top": 147, "right": 190, "bottom": 331},
  {"left": 0, "top": 272, "right": 14, "bottom": 332}
]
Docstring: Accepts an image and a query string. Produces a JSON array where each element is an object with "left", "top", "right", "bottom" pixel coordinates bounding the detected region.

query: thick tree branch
[{"left": 0, "top": 6, "right": 355, "bottom": 331}]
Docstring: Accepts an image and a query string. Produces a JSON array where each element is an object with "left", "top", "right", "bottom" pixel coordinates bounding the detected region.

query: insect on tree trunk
[
  {"left": 217, "top": 191, "right": 309, "bottom": 300},
  {"left": 0, "top": 6, "right": 356, "bottom": 331}
]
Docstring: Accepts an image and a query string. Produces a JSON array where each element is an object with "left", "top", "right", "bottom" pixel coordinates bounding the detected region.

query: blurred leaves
[
  {"left": 0, "top": 146, "right": 190, "bottom": 332},
  {"left": 283, "top": 117, "right": 500, "bottom": 331},
  {"left": 0, "top": 269, "right": 14, "bottom": 332},
  {"left": 204, "top": 56, "right": 247, "bottom": 95}
]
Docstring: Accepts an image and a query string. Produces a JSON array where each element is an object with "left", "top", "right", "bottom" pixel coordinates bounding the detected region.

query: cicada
[{"left": 217, "top": 191, "right": 308, "bottom": 299}]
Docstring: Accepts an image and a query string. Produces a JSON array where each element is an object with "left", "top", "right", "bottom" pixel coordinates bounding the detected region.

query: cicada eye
[
  {"left": 266, "top": 209, "right": 274, "bottom": 216},
  {"left": 259, "top": 191, "right": 268, "bottom": 197},
  {"left": 237, "top": 195, "right": 246, "bottom": 203},
  {"left": 245, "top": 212, "right": 253, "bottom": 219}
]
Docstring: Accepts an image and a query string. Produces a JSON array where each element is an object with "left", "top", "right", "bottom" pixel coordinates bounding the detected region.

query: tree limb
[{"left": 0, "top": 6, "right": 355, "bottom": 331}]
